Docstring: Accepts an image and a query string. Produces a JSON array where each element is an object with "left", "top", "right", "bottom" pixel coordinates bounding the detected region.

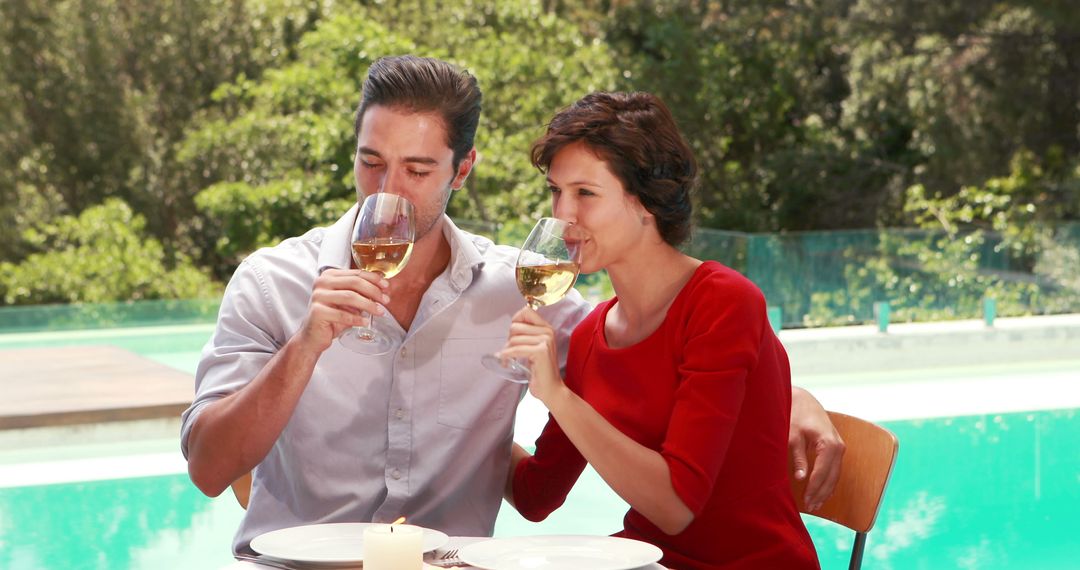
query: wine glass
[
  {"left": 339, "top": 193, "right": 416, "bottom": 355},
  {"left": 482, "top": 217, "right": 584, "bottom": 383}
]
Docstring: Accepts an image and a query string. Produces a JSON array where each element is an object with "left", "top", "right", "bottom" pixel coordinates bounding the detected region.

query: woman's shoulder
[
  {"left": 685, "top": 260, "right": 766, "bottom": 307},
  {"left": 572, "top": 298, "right": 613, "bottom": 338}
]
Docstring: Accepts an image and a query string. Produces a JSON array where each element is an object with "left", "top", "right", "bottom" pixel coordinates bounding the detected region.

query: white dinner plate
[
  {"left": 459, "top": 535, "right": 663, "bottom": 570},
  {"left": 250, "top": 522, "right": 449, "bottom": 566}
]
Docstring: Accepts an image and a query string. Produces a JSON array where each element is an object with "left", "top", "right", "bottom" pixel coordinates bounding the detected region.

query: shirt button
[
  {"left": 394, "top": 408, "right": 405, "bottom": 419},
  {"left": 391, "top": 469, "right": 401, "bottom": 480},
  {"left": 400, "top": 346, "right": 408, "bottom": 358}
]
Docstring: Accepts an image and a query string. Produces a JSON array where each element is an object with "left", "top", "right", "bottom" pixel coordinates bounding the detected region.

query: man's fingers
[
  {"left": 311, "top": 304, "right": 369, "bottom": 330},
  {"left": 316, "top": 271, "right": 389, "bottom": 300},
  {"left": 804, "top": 438, "right": 845, "bottom": 511},
  {"left": 312, "top": 289, "right": 385, "bottom": 316},
  {"left": 789, "top": 436, "right": 809, "bottom": 482}
]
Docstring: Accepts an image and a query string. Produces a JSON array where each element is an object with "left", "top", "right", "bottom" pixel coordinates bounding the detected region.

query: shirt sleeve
[
  {"left": 661, "top": 276, "right": 768, "bottom": 516},
  {"left": 179, "top": 257, "right": 283, "bottom": 458},
  {"left": 511, "top": 412, "right": 588, "bottom": 522}
]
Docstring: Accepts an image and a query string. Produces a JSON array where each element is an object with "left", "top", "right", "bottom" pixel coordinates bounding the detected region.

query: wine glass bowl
[{"left": 482, "top": 217, "right": 584, "bottom": 382}]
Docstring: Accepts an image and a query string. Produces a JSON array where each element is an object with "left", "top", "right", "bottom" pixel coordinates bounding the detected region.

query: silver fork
[{"left": 428, "top": 548, "right": 463, "bottom": 567}]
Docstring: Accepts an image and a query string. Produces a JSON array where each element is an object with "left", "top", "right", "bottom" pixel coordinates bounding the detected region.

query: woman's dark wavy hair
[{"left": 531, "top": 92, "right": 696, "bottom": 246}]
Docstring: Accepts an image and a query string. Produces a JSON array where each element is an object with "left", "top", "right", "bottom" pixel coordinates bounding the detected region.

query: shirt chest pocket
[{"left": 438, "top": 338, "right": 523, "bottom": 430}]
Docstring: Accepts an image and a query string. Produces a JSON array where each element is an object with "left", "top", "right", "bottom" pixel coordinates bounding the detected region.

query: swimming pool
[{"left": 0, "top": 326, "right": 1077, "bottom": 569}]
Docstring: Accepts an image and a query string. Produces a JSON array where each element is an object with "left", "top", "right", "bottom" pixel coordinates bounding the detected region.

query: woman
[{"left": 499, "top": 92, "right": 820, "bottom": 569}]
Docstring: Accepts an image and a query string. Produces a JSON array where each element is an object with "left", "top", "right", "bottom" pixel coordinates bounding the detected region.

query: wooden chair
[
  {"left": 792, "top": 411, "right": 899, "bottom": 570},
  {"left": 231, "top": 471, "right": 252, "bottom": 509}
]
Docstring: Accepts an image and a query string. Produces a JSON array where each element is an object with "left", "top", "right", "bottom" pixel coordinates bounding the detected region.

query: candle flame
[{"left": 391, "top": 516, "right": 406, "bottom": 525}]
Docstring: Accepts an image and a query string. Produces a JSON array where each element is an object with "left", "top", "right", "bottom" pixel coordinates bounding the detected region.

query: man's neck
[{"left": 383, "top": 217, "right": 453, "bottom": 331}]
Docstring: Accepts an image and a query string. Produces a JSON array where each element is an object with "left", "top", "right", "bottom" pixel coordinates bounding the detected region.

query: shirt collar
[
  {"left": 316, "top": 203, "right": 359, "bottom": 275},
  {"left": 441, "top": 215, "right": 486, "bottom": 292},
  {"left": 317, "top": 204, "right": 486, "bottom": 292}
]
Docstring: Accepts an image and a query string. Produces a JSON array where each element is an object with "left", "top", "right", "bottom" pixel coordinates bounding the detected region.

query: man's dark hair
[{"left": 355, "top": 55, "right": 482, "bottom": 167}]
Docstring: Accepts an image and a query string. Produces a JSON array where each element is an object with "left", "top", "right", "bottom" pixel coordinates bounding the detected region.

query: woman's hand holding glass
[{"left": 496, "top": 306, "right": 566, "bottom": 403}]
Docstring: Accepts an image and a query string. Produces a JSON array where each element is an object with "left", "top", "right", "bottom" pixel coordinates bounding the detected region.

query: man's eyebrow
[{"left": 358, "top": 147, "right": 439, "bottom": 166}]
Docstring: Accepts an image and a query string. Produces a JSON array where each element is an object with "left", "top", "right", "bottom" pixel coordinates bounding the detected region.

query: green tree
[
  {"left": 0, "top": 0, "right": 330, "bottom": 259},
  {"left": 0, "top": 198, "right": 218, "bottom": 304},
  {"left": 178, "top": 1, "right": 618, "bottom": 277}
]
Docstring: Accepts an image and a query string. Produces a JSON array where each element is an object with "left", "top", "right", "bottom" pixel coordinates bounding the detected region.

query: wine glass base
[
  {"left": 339, "top": 326, "right": 394, "bottom": 356},
  {"left": 481, "top": 353, "right": 531, "bottom": 384}
]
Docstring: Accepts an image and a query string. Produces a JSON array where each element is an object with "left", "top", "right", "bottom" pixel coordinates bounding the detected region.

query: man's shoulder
[
  {"left": 249, "top": 226, "right": 325, "bottom": 260},
  {"left": 456, "top": 227, "right": 520, "bottom": 268},
  {"left": 235, "top": 226, "right": 327, "bottom": 282}
]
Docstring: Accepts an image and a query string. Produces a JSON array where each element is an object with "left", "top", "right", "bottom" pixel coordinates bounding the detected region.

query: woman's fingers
[
  {"left": 508, "top": 321, "right": 554, "bottom": 338},
  {"left": 511, "top": 304, "right": 550, "bottom": 325},
  {"left": 502, "top": 333, "right": 552, "bottom": 349}
]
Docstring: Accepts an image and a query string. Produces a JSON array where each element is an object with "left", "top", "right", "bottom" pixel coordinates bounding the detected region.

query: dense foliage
[{"left": 1, "top": 0, "right": 1077, "bottom": 323}]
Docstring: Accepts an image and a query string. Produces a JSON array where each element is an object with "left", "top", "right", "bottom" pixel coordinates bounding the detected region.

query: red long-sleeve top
[{"left": 512, "top": 262, "right": 819, "bottom": 569}]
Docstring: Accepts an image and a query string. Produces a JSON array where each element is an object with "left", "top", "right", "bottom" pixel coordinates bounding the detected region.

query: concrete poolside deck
[
  {"left": 0, "top": 345, "right": 193, "bottom": 430},
  {"left": 0, "top": 314, "right": 1076, "bottom": 435}
]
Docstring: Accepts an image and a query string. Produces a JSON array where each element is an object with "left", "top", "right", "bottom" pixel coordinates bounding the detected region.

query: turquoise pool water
[
  {"left": 1, "top": 325, "right": 1077, "bottom": 568},
  {"left": 0, "top": 409, "right": 1076, "bottom": 569}
]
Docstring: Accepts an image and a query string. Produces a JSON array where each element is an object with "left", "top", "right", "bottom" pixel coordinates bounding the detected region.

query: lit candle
[{"left": 363, "top": 522, "right": 423, "bottom": 570}]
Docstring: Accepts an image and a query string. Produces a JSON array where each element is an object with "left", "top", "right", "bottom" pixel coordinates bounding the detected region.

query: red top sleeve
[{"left": 661, "top": 274, "right": 767, "bottom": 515}]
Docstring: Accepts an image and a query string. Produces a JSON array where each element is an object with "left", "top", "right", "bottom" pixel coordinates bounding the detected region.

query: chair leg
[{"left": 848, "top": 531, "right": 867, "bottom": 570}]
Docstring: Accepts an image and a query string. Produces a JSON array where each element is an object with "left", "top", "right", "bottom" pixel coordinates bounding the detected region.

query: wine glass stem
[
  {"left": 527, "top": 299, "right": 542, "bottom": 311},
  {"left": 367, "top": 271, "right": 386, "bottom": 336}
]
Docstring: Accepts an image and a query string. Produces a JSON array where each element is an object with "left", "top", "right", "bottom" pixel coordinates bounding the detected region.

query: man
[{"left": 181, "top": 55, "right": 842, "bottom": 554}]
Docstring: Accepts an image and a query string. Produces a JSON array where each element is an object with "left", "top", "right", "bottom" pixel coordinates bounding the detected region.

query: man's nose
[{"left": 378, "top": 168, "right": 404, "bottom": 195}]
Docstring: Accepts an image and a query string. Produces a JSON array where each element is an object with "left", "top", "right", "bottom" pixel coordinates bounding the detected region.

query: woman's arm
[
  {"left": 503, "top": 442, "right": 531, "bottom": 508},
  {"left": 499, "top": 307, "right": 693, "bottom": 535},
  {"left": 543, "top": 385, "right": 695, "bottom": 534}
]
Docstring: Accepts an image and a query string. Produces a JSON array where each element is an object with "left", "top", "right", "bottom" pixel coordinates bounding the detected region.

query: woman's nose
[{"left": 552, "top": 196, "right": 577, "bottom": 224}]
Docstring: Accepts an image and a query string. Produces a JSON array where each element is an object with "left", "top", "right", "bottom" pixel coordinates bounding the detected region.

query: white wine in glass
[
  {"left": 516, "top": 261, "right": 579, "bottom": 308},
  {"left": 482, "top": 217, "right": 584, "bottom": 383},
  {"left": 351, "top": 237, "right": 414, "bottom": 278},
  {"left": 340, "top": 193, "right": 415, "bottom": 355}
]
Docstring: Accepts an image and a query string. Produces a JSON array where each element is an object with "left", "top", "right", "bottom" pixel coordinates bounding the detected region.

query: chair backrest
[
  {"left": 791, "top": 411, "right": 899, "bottom": 569},
  {"left": 232, "top": 471, "right": 252, "bottom": 509}
]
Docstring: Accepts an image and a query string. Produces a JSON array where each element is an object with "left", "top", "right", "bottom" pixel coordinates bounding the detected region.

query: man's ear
[{"left": 452, "top": 148, "right": 479, "bottom": 190}]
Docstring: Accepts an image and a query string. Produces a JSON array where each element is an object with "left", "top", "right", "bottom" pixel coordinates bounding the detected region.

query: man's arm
[
  {"left": 789, "top": 386, "right": 845, "bottom": 512},
  {"left": 186, "top": 268, "right": 386, "bottom": 497}
]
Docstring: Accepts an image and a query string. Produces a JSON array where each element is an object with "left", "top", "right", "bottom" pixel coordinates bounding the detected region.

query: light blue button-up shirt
[{"left": 180, "top": 205, "right": 591, "bottom": 552}]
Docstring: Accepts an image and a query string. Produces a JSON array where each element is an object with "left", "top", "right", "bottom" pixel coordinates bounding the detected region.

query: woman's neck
[{"left": 606, "top": 240, "right": 701, "bottom": 329}]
